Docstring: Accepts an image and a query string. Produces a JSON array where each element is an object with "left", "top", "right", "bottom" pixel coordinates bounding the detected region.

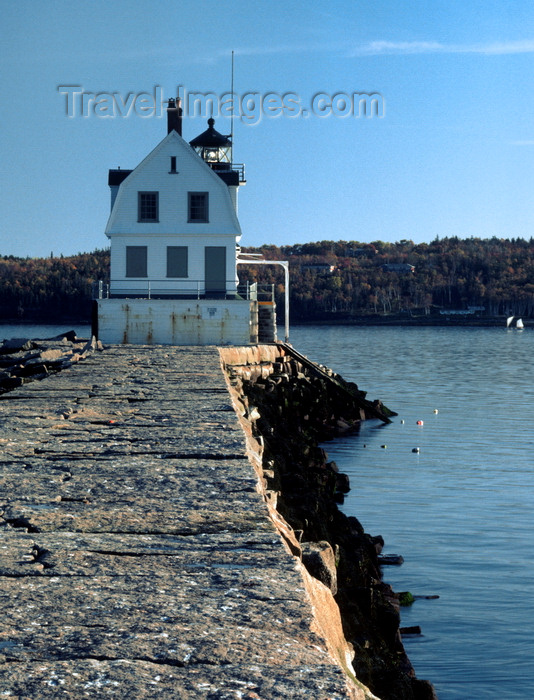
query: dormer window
[
  {"left": 138, "top": 192, "right": 159, "bottom": 222},
  {"left": 188, "top": 192, "right": 209, "bottom": 222}
]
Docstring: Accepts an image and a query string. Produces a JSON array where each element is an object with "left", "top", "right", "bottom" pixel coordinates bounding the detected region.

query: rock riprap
[
  {"left": 0, "top": 332, "right": 101, "bottom": 394},
  {"left": 0, "top": 345, "right": 377, "bottom": 699},
  {"left": 221, "top": 345, "right": 437, "bottom": 700}
]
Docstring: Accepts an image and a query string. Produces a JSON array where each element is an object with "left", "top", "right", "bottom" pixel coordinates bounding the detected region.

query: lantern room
[{"left": 189, "top": 118, "right": 232, "bottom": 170}]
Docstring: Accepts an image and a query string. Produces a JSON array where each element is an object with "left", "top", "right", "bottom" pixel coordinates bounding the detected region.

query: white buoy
[
  {"left": 412, "top": 447, "right": 420, "bottom": 453},
  {"left": 433, "top": 409, "right": 439, "bottom": 414}
]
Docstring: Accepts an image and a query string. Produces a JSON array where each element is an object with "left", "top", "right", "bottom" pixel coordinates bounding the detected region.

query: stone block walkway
[{"left": 0, "top": 346, "right": 368, "bottom": 699}]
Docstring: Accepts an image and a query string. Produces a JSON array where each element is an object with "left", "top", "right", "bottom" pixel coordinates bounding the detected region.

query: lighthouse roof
[{"left": 189, "top": 118, "right": 231, "bottom": 148}]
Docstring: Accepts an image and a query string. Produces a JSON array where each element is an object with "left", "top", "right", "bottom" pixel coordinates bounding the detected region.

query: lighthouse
[{"left": 94, "top": 98, "right": 274, "bottom": 346}]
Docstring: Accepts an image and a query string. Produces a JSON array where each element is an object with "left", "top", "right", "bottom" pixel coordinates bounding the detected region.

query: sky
[{"left": 2, "top": 0, "right": 534, "bottom": 258}]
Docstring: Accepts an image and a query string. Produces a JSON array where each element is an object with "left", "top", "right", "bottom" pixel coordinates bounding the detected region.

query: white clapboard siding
[{"left": 106, "top": 130, "right": 241, "bottom": 293}]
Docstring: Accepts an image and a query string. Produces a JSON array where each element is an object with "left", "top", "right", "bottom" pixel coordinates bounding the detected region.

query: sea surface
[
  {"left": 2, "top": 323, "right": 532, "bottom": 698},
  {"left": 289, "top": 325, "right": 534, "bottom": 700},
  {"left": 0, "top": 323, "right": 92, "bottom": 341}
]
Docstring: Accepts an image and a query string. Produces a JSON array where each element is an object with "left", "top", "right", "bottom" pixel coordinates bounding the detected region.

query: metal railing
[
  {"left": 232, "top": 163, "right": 246, "bottom": 183},
  {"left": 93, "top": 280, "right": 274, "bottom": 302}
]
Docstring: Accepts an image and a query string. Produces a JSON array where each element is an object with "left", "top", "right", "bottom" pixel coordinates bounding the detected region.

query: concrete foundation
[{"left": 96, "top": 298, "right": 259, "bottom": 345}]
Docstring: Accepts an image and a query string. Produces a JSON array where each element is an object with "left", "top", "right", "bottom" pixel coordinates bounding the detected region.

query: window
[
  {"left": 138, "top": 192, "right": 159, "bottom": 222},
  {"left": 188, "top": 191, "right": 209, "bottom": 222},
  {"left": 169, "top": 156, "right": 177, "bottom": 173},
  {"left": 126, "top": 246, "right": 147, "bottom": 277},
  {"left": 167, "top": 246, "right": 188, "bottom": 277}
]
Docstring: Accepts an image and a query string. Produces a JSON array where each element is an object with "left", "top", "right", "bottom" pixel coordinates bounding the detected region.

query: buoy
[
  {"left": 400, "top": 419, "right": 405, "bottom": 424},
  {"left": 416, "top": 420, "right": 424, "bottom": 426},
  {"left": 433, "top": 409, "right": 439, "bottom": 414},
  {"left": 380, "top": 444, "right": 387, "bottom": 449},
  {"left": 412, "top": 447, "right": 420, "bottom": 453}
]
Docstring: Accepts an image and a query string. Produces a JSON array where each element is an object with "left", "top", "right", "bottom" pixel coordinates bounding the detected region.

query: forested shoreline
[
  {"left": 1, "top": 237, "right": 533, "bottom": 324},
  {"left": 242, "top": 236, "right": 534, "bottom": 323},
  {"left": 0, "top": 250, "right": 109, "bottom": 323}
]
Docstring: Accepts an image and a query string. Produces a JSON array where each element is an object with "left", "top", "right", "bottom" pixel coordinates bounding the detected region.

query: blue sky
[{"left": 2, "top": 0, "right": 534, "bottom": 258}]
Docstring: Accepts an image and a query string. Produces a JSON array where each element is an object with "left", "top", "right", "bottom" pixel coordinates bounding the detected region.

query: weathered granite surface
[{"left": 0, "top": 345, "right": 376, "bottom": 699}]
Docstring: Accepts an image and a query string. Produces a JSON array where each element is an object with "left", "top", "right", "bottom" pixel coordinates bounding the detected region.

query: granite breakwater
[{"left": 0, "top": 336, "right": 436, "bottom": 699}]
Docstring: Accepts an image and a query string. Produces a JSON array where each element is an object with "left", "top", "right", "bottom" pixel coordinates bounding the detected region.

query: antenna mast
[{"left": 230, "top": 50, "right": 235, "bottom": 155}]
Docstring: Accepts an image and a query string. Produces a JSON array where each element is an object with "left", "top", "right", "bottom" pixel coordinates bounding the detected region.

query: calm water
[
  {"left": 0, "top": 323, "right": 92, "bottom": 341},
  {"left": 290, "top": 325, "right": 534, "bottom": 700},
  {"left": 3, "top": 323, "right": 533, "bottom": 697}
]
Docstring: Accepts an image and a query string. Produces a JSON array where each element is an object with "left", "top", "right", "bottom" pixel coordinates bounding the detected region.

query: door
[{"left": 204, "top": 246, "right": 226, "bottom": 297}]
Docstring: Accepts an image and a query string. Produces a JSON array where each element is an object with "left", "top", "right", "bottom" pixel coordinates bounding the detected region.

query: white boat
[{"left": 506, "top": 316, "right": 525, "bottom": 330}]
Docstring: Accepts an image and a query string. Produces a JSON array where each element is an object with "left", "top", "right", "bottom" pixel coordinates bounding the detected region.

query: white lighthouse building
[{"left": 95, "top": 99, "right": 278, "bottom": 345}]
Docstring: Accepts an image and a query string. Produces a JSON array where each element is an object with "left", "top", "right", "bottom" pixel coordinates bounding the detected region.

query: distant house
[
  {"left": 301, "top": 263, "right": 336, "bottom": 274},
  {"left": 354, "top": 246, "right": 378, "bottom": 257},
  {"left": 95, "top": 99, "right": 282, "bottom": 345},
  {"left": 439, "top": 306, "right": 485, "bottom": 316},
  {"left": 381, "top": 263, "right": 415, "bottom": 273},
  {"left": 439, "top": 309, "right": 474, "bottom": 315}
]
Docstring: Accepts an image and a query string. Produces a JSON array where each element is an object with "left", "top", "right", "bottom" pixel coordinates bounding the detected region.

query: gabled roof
[{"left": 105, "top": 129, "right": 241, "bottom": 236}]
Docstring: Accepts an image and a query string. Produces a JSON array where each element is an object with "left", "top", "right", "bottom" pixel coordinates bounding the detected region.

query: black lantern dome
[{"left": 189, "top": 118, "right": 232, "bottom": 168}]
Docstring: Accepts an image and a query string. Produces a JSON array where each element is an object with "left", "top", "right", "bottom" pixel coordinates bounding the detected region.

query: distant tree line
[
  {"left": 0, "top": 250, "right": 109, "bottom": 322},
  {"left": 1, "top": 237, "right": 534, "bottom": 323},
  {"left": 239, "top": 236, "right": 534, "bottom": 321}
]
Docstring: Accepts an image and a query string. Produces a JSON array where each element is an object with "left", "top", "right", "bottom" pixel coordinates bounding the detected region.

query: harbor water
[
  {"left": 0, "top": 324, "right": 92, "bottom": 341},
  {"left": 290, "top": 324, "right": 534, "bottom": 700}
]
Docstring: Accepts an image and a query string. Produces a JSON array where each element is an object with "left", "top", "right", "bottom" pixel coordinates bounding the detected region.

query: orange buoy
[{"left": 416, "top": 420, "right": 424, "bottom": 426}]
